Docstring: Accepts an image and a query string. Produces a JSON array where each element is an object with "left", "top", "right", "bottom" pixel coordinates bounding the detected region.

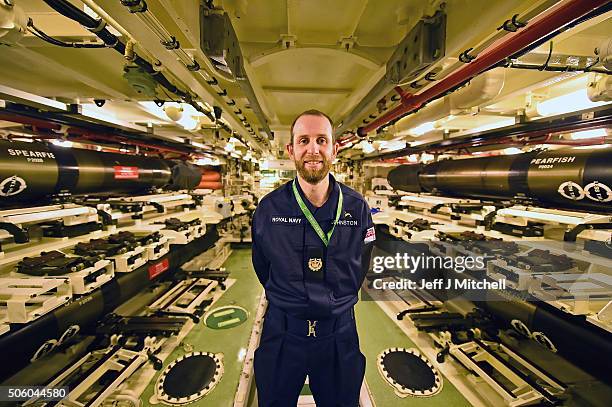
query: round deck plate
[
  {"left": 155, "top": 351, "right": 223, "bottom": 405},
  {"left": 377, "top": 347, "right": 442, "bottom": 397}
]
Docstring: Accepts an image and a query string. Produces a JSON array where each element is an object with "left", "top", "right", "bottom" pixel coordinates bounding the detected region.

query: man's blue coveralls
[{"left": 252, "top": 175, "right": 376, "bottom": 406}]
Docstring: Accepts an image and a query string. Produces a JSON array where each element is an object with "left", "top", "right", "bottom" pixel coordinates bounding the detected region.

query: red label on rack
[
  {"left": 114, "top": 166, "right": 139, "bottom": 179},
  {"left": 148, "top": 258, "right": 169, "bottom": 279}
]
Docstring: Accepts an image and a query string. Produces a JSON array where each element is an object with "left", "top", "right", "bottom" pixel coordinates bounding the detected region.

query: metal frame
[
  {"left": 397, "top": 193, "right": 498, "bottom": 227},
  {"left": 0, "top": 204, "right": 99, "bottom": 244},
  {"left": 336, "top": 10, "right": 447, "bottom": 135},
  {"left": 110, "top": 245, "right": 147, "bottom": 273},
  {"left": 23, "top": 344, "right": 156, "bottom": 407},
  {"left": 158, "top": 223, "right": 205, "bottom": 245},
  {"left": 529, "top": 272, "right": 612, "bottom": 316},
  {"left": 55, "top": 258, "right": 113, "bottom": 295},
  {"left": 143, "top": 234, "right": 170, "bottom": 261},
  {"left": 148, "top": 278, "right": 218, "bottom": 316},
  {"left": 0, "top": 277, "right": 72, "bottom": 323},
  {"left": 449, "top": 340, "right": 564, "bottom": 406}
]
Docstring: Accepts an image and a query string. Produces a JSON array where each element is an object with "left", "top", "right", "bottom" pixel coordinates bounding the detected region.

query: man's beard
[{"left": 295, "top": 155, "right": 332, "bottom": 184}]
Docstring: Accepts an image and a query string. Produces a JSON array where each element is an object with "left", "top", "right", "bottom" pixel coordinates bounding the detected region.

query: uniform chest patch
[{"left": 271, "top": 216, "right": 303, "bottom": 225}]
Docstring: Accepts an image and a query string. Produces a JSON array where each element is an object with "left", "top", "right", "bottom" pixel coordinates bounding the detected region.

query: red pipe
[
  {"left": 425, "top": 134, "right": 607, "bottom": 154},
  {"left": 0, "top": 112, "right": 205, "bottom": 158},
  {"left": 337, "top": 133, "right": 358, "bottom": 146},
  {"left": 72, "top": 131, "right": 192, "bottom": 157},
  {"left": 0, "top": 111, "right": 62, "bottom": 131},
  {"left": 360, "top": 0, "right": 609, "bottom": 135}
]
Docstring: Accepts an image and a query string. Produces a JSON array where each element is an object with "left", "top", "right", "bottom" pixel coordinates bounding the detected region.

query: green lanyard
[{"left": 292, "top": 179, "right": 343, "bottom": 247}]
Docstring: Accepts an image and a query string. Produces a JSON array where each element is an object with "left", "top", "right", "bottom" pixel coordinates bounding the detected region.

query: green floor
[
  {"left": 356, "top": 292, "right": 471, "bottom": 407},
  {"left": 142, "top": 248, "right": 263, "bottom": 407},
  {"left": 141, "top": 249, "right": 470, "bottom": 406}
]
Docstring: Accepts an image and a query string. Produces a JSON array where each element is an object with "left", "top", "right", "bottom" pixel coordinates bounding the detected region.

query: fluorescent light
[
  {"left": 536, "top": 89, "right": 610, "bottom": 117},
  {"left": 191, "top": 141, "right": 207, "bottom": 149},
  {"left": 51, "top": 140, "right": 73, "bottom": 148},
  {"left": 469, "top": 118, "right": 515, "bottom": 133},
  {"left": 570, "top": 128, "right": 606, "bottom": 140},
  {"left": 573, "top": 144, "right": 611, "bottom": 150},
  {"left": 195, "top": 157, "right": 220, "bottom": 165},
  {"left": 421, "top": 153, "right": 435, "bottom": 163},
  {"left": 139, "top": 101, "right": 172, "bottom": 121},
  {"left": 361, "top": 142, "right": 375, "bottom": 154},
  {"left": 81, "top": 104, "right": 121, "bottom": 123},
  {"left": 177, "top": 116, "right": 199, "bottom": 131},
  {"left": 379, "top": 140, "right": 406, "bottom": 152},
  {"left": 503, "top": 147, "right": 523, "bottom": 155},
  {"left": 409, "top": 121, "right": 436, "bottom": 136},
  {"left": 139, "top": 101, "right": 204, "bottom": 130}
]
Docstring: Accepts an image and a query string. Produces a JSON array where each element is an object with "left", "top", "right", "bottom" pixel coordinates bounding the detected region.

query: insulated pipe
[
  {"left": 0, "top": 111, "right": 62, "bottom": 131},
  {"left": 79, "top": 0, "right": 132, "bottom": 41},
  {"left": 41, "top": 0, "right": 218, "bottom": 126},
  {"left": 360, "top": 0, "right": 610, "bottom": 136},
  {"left": 0, "top": 111, "right": 195, "bottom": 157},
  {"left": 391, "top": 68, "right": 506, "bottom": 137}
]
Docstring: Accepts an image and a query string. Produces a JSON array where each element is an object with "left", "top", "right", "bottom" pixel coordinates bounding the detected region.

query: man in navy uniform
[{"left": 251, "top": 109, "right": 376, "bottom": 406}]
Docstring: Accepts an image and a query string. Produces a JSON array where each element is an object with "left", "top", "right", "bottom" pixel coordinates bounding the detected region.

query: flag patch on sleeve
[{"left": 364, "top": 226, "right": 376, "bottom": 243}]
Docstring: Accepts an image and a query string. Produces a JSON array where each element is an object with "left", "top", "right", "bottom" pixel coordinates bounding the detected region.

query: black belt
[{"left": 266, "top": 304, "right": 354, "bottom": 338}]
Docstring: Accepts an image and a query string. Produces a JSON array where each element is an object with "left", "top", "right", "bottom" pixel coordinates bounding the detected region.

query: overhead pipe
[
  {"left": 358, "top": 0, "right": 610, "bottom": 136},
  {"left": 0, "top": 111, "right": 62, "bottom": 131},
  {"left": 362, "top": 105, "right": 612, "bottom": 161},
  {"left": 337, "top": 68, "right": 505, "bottom": 144},
  {"left": 114, "top": 0, "right": 269, "bottom": 147},
  {"left": 0, "top": 111, "right": 198, "bottom": 158},
  {"left": 338, "top": 69, "right": 506, "bottom": 153},
  {"left": 38, "top": 0, "right": 261, "bottom": 147},
  {"left": 394, "top": 68, "right": 507, "bottom": 137},
  {"left": 71, "top": 131, "right": 194, "bottom": 158}
]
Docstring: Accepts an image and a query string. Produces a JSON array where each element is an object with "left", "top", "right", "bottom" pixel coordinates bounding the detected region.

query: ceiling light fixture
[
  {"left": 51, "top": 140, "right": 73, "bottom": 148},
  {"left": 361, "top": 141, "right": 375, "bottom": 154},
  {"left": 536, "top": 89, "right": 610, "bottom": 117},
  {"left": 570, "top": 128, "right": 607, "bottom": 140},
  {"left": 469, "top": 118, "right": 515, "bottom": 133},
  {"left": 409, "top": 121, "right": 436, "bottom": 136},
  {"left": 502, "top": 147, "right": 523, "bottom": 155}
]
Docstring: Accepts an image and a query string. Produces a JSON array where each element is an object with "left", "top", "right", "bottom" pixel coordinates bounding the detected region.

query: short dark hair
[{"left": 290, "top": 109, "right": 335, "bottom": 143}]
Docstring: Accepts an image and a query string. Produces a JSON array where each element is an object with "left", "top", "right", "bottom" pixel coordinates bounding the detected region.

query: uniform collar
[{"left": 293, "top": 173, "right": 340, "bottom": 220}]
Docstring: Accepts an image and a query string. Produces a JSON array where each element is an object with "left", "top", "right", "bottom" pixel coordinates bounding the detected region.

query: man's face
[{"left": 287, "top": 115, "right": 338, "bottom": 184}]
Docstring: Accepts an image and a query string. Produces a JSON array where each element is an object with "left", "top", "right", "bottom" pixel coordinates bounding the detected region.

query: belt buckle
[{"left": 307, "top": 320, "right": 317, "bottom": 337}]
